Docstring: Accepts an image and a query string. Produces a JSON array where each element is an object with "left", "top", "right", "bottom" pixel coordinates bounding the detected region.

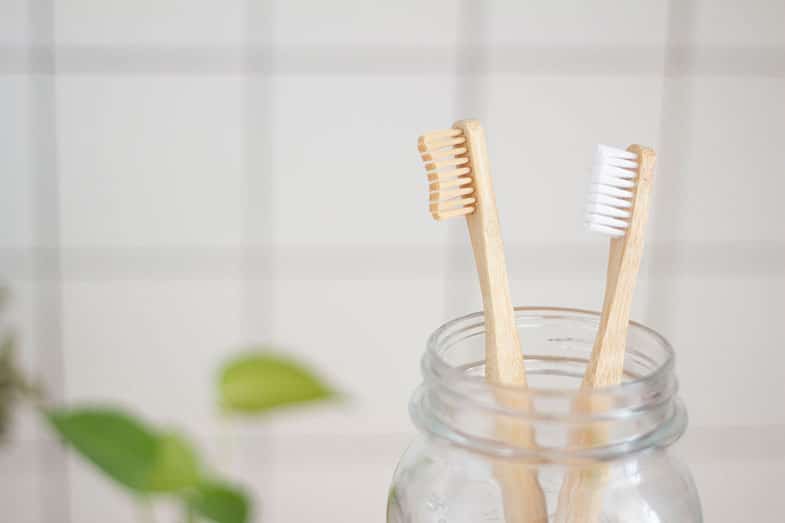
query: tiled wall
[{"left": 1, "top": 1, "right": 783, "bottom": 522}]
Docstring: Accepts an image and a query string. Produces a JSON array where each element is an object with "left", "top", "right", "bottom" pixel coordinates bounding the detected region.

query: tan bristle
[
  {"left": 429, "top": 176, "right": 472, "bottom": 192},
  {"left": 429, "top": 196, "right": 476, "bottom": 212},
  {"left": 421, "top": 147, "right": 467, "bottom": 162},
  {"left": 422, "top": 128, "right": 462, "bottom": 138},
  {"left": 424, "top": 156, "right": 469, "bottom": 172},
  {"left": 418, "top": 136, "right": 466, "bottom": 153},
  {"left": 432, "top": 206, "right": 474, "bottom": 221},
  {"left": 419, "top": 127, "right": 476, "bottom": 221},
  {"left": 429, "top": 186, "right": 474, "bottom": 201},
  {"left": 427, "top": 167, "right": 470, "bottom": 182},
  {"left": 418, "top": 129, "right": 461, "bottom": 147},
  {"left": 430, "top": 136, "right": 466, "bottom": 149}
]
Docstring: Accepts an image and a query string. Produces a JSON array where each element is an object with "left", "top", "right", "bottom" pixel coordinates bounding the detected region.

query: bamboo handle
[
  {"left": 555, "top": 145, "right": 656, "bottom": 523},
  {"left": 456, "top": 120, "right": 547, "bottom": 522},
  {"left": 458, "top": 120, "right": 527, "bottom": 386}
]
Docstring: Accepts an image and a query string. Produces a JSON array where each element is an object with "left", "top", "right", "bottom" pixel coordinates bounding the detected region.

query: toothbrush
[
  {"left": 418, "top": 120, "right": 547, "bottom": 522},
  {"left": 555, "top": 144, "right": 657, "bottom": 523}
]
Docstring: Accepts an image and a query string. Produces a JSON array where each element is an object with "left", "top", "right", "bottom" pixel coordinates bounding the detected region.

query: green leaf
[
  {"left": 185, "top": 480, "right": 250, "bottom": 523},
  {"left": 47, "top": 407, "right": 200, "bottom": 493},
  {"left": 218, "top": 351, "right": 335, "bottom": 414},
  {"left": 146, "top": 432, "right": 201, "bottom": 492}
]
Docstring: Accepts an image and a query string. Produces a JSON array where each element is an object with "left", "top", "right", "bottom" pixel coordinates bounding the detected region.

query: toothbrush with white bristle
[
  {"left": 583, "top": 143, "right": 656, "bottom": 387},
  {"left": 555, "top": 144, "right": 657, "bottom": 522}
]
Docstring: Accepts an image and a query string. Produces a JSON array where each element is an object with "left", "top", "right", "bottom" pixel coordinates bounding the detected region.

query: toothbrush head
[
  {"left": 418, "top": 128, "right": 476, "bottom": 221},
  {"left": 585, "top": 144, "right": 639, "bottom": 237}
]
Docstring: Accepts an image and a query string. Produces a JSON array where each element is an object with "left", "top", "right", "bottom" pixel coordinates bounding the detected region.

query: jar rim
[
  {"left": 424, "top": 306, "right": 676, "bottom": 402},
  {"left": 414, "top": 306, "right": 686, "bottom": 462}
]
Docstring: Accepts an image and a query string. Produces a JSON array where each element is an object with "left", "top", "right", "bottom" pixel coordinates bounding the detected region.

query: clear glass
[{"left": 388, "top": 307, "right": 702, "bottom": 522}]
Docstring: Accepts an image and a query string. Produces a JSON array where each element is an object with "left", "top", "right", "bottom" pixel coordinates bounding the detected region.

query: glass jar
[{"left": 388, "top": 307, "right": 702, "bottom": 522}]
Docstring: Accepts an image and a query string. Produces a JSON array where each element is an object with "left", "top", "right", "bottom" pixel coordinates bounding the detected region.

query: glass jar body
[
  {"left": 388, "top": 308, "right": 702, "bottom": 522},
  {"left": 388, "top": 435, "right": 701, "bottom": 522}
]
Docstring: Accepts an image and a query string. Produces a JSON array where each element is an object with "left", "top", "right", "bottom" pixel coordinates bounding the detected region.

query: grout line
[
  {"left": 242, "top": 0, "right": 276, "bottom": 346},
  {"left": 630, "top": 6, "right": 671, "bottom": 320},
  {"left": 6, "top": 425, "right": 785, "bottom": 465},
  {"left": 665, "top": 46, "right": 785, "bottom": 77},
  {"left": 444, "top": 0, "right": 490, "bottom": 319},
  {"left": 2, "top": 242, "right": 784, "bottom": 281},
  {"left": 27, "top": 0, "right": 71, "bottom": 521},
  {"left": 646, "top": 0, "right": 698, "bottom": 331},
  {"left": 240, "top": 0, "right": 276, "bottom": 510},
  {"left": 1, "top": 45, "right": 783, "bottom": 76}
]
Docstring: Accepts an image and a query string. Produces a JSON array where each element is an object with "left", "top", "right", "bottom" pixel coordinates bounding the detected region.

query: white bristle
[{"left": 585, "top": 144, "right": 639, "bottom": 237}]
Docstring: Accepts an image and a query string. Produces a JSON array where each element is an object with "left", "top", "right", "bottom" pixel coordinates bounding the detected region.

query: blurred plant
[
  {"left": 47, "top": 406, "right": 249, "bottom": 523},
  {"left": 0, "top": 285, "right": 336, "bottom": 522},
  {"left": 0, "top": 287, "right": 43, "bottom": 443},
  {"left": 0, "top": 287, "right": 13, "bottom": 441},
  {"left": 218, "top": 351, "right": 337, "bottom": 414},
  {"left": 0, "top": 335, "right": 43, "bottom": 443}
]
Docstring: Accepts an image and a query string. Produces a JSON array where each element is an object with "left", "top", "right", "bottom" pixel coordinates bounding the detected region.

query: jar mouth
[
  {"left": 413, "top": 307, "right": 687, "bottom": 462},
  {"left": 424, "top": 306, "right": 676, "bottom": 403}
]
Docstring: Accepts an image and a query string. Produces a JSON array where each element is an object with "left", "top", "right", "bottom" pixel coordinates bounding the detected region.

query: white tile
[
  {"left": 54, "top": 0, "right": 245, "bottom": 46},
  {"left": 487, "top": 1, "right": 668, "bottom": 46},
  {"left": 446, "top": 274, "right": 655, "bottom": 346},
  {"left": 266, "top": 459, "right": 392, "bottom": 523},
  {"left": 659, "top": 276, "right": 785, "bottom": 427},
  {"left": 271, "top": 244, "right": 446, "bottom": 281},
  {"left": 67, "top": 453, "right": 137, "bottom": 523},
  {"left": 217, "top": 432, "right": 408, "bottom": 523},
  {"left": 485, "top": 74, "right": 664, "bottom": 246},
  {"left": 691, "top": 0, "right": 785, "bottom": 47},
  {"left": 272, "top": 0, "right": 457, "bottom": 47},
  {"left": 679, "top": 425, "right": 785, "bottom": 464},
  {"left": 56, "top": 76, "right": 246, "bottom": 248},
  {"left": 690, "top": 458, "right": 785, "bottom": 522},
  {"left": 0, "top": 0, "right": 30, "bottom": 46},
  {"left": 268, "top": 278, "right": 445, "bottom": 437},
  {"left": 61, "top": 279, "right": 245, "bottom": 432},
  {"left": 0, "top": 443, "right": 43, "bottom": 523},
  {"left": 656, "top": 77, "right": 785, "bottom": 243},
  {"left": 270, "top": 74, "right": 454, "bottom": 246},
  {"left": 0, "top": 77, "right": 33, "bottom": 249},
  {"left": 450, "top": 276, "right": 605, "bottom": 317},
  {"left": 513, "top": 277, "right": 653, "bottom": 322}
]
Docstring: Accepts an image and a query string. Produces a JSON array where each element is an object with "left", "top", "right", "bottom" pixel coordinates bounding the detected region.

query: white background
[{"left": 1, "top": 1, "right": 784, "bottom": 521}]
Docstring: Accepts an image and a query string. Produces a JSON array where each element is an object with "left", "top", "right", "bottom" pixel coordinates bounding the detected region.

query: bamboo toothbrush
[
  {"left": 555, "top": 144, "right": 657, "bottom": 523},
  {"left": 418, "top": 120, "right": 547, "bottom": 522}
]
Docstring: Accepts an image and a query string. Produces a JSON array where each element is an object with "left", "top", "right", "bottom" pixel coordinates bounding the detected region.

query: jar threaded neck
[{"left": 412, "top": 307, "right": 687, "bottom": 463}]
